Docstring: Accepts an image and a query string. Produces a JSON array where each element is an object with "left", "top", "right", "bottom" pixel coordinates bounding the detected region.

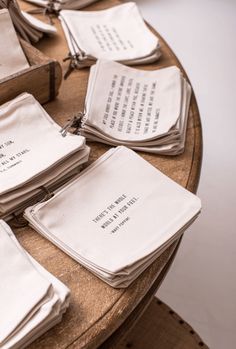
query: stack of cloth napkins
[
  {"left": 76, "top": 59, "right": 191, "bottom": 155},
  {"left": 0, "top": 219, "right": 70, "bottom": 349},
  {"left": 24, "top": 0, "right": 100, "bottom": 12},
  {"left": 59, "top": 2, "right": 161, "bottom": 70},
  {"left": 0, "top": 0, "right": 56, "bottom": 43},
  {"left": 25, "top": 146, "right": 201, "bottom": 288},
  {"left": 0, "top": 9, "right": 29, "bottom": 80},
  {"left": 0, "top": 93, "right": 90, "bottom": 220}
]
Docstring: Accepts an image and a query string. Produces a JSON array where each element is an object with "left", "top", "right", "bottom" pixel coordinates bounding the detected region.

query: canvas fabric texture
[
  {"left": 59, "top": 2, "right": 161, "bottom": 68},
  {"left": 0, "top": 93, "right": 90, "bottom": 220},
  {"left": 0, "top": 220, "right": 70, "bottom": 349},
  {"left": 78, "top": 60, "right": 191, "bottom": 155},
  {"left": 25, "top": 146, "right": 201, "bottom": 288},
  {"left": 0, "top": 1, "right": 56, "bottom": 43},
  {"left": 0, "top": 9, "right": 29, "bottom": 80}
]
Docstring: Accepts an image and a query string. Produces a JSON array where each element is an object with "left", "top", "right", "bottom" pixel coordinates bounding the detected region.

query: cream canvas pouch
[
  {"left": 0, "top": 220, "right": 70, "bottom": 348},
  {"left": 0, "top": 93, "right": 89, "bottom": 218},
  {"left": 82, "top": 60, "right": 182, "bottom": 142},
  {"left": 24, "top": 0, "right": 100, "bottom": 11},
  {"left": 0, "top": 146, "right": 89, "bottom": 210},
  {"left": 59, "top": 2, "right": 160, "bottom": 66},
  {"left": 25, "top": 146, "right": 201, "bottom": 287},
  {"left": 0, "top": 221, "right": 52, "bottom": 344},
  {"left": 131, "top": 78, "right": 192, "bottom": 154},
  {"left": 21, "top": 11, "right": 57, "bottom": 35},
  {"left": 0, "top": 9, "right": 29, "bottom": 80},
  {"left": 0, "top": 0, "right": 56, "bottom": 43},
  {"left": 0, "top": 93, "right": 86, "bottom": 195},
  {"left": 78, "top": 60, "right": 191, "bottom": 155}
]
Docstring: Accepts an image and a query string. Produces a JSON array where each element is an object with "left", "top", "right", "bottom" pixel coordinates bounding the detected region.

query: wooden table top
[{"left": 15, "top": 1, "right": 202, "bottom": 348}]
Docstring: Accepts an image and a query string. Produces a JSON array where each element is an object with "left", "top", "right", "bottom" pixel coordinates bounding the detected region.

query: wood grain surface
[{"left": 14, "top": 1, "right": 203, "bottom": 348}]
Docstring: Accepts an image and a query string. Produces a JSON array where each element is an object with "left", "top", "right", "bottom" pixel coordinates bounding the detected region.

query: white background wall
[{"left": 134, "top": 0, "right": 236, "bottom": 348}]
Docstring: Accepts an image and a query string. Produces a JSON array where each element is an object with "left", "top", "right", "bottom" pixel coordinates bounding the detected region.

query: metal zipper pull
[{"left": 60, "top": 112, "right": 85, "bottom": 137}]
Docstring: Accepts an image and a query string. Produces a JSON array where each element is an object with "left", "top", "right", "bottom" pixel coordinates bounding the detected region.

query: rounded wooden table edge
[
  {"left": 63, "top": 28, "right": 203, "bottom": 349},
  {"left": 99, "top": 238, "right": 183, "bottom": 349},
  {"left": 15, "top": 0, "right": 203, "bottom": 347}
]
